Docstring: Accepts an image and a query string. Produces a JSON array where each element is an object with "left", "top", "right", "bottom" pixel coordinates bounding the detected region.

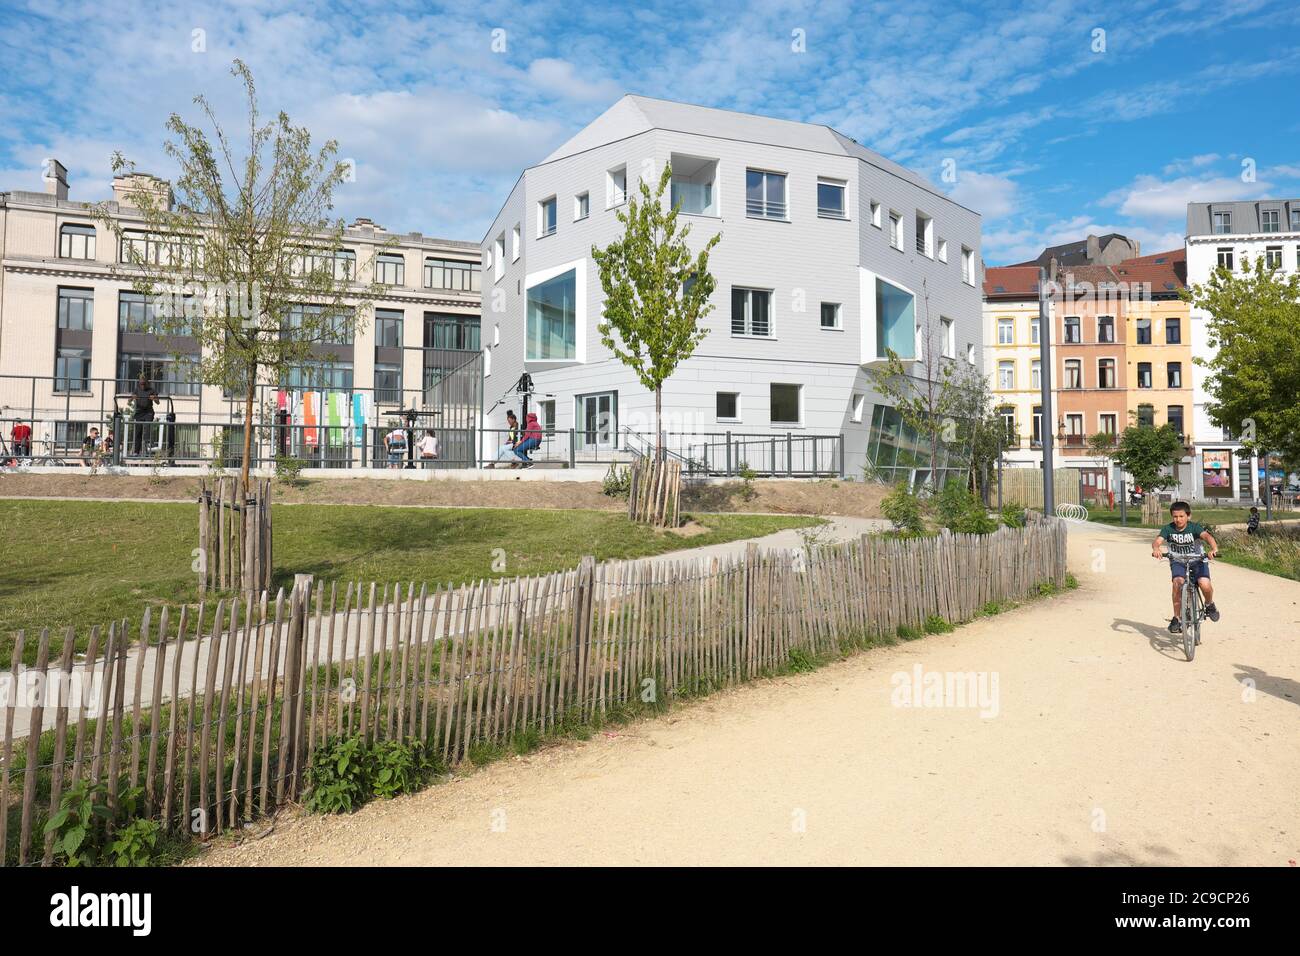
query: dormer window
[
  {"left": 1212, "top": 210, "right": 1232, "bottom": 234},
  {"left": 1261, "top": 209, "right": 1280, "bottom": 233}
]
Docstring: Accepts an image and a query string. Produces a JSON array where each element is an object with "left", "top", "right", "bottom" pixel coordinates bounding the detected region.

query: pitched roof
[
  {"left": 982, "top": 265, "right": 1040, "bottom": 298},
  {"left": 1111, "top": 247, "right": 1187, "bottom": 292}
]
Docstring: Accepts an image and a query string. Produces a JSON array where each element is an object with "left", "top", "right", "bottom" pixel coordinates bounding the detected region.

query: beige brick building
[{"left": 0, "top": 161, "right": 483, "bottom": 465}]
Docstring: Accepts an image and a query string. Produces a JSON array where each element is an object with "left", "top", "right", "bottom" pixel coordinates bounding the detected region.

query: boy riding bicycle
[{"left": 1151, "top": 500, "right": 1221, "bottom": 634}]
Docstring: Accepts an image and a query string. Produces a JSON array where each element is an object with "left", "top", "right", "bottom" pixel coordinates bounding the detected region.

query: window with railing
[
  {"left": 817, "top": 179, "right": 846, "bottom": 218},
  {"left": 731, "top": 287, "right": 772, "bottom": 337},
  {"left": 745, "top": 169, "right": 786, "bottom": 220},
  {"left": 915, "top": 212, "right": 932, "bottom": 256}
]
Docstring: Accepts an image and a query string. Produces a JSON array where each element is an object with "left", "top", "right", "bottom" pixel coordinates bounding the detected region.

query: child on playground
[{"left": 1151, "top": 500, "right": 1221, "bottom": 634}]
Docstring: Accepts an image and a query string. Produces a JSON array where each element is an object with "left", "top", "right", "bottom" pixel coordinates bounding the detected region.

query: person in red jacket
[
  {"left": 511, "top": 412, "right": 542, "bottom": 468},
  {"left": 10, "top": 420, "right": 32, "bottom": 460}
]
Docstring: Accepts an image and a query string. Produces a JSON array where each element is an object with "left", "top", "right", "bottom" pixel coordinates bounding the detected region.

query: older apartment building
[
  {"left": 481, "top": 95, "right": 983, "bottom": 482},
  {"left": 984, "top": 248, "right": 1193, "bottom": 500},
  {"left": 1185, "top": 199, "right": 1300, "bottom": 500},
  {"left": 0, "top": 161, "right": 482, "bottom": 463}
]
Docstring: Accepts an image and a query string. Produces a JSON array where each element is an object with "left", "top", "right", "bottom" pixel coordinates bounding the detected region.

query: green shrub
[
  {"left": 44, "top": 780, "right": 113, "bottom": 867},
  {"left": 787, "top": 648, "right": 816, "bottom": 672},
  {"left": 107, "top": 818, "right": 161, "bottom": 867},
  {"left": 896, "top": 624, "right": 921, "bottom": 641},
  {"left": 936, "top": 483, "right": 998, "bottom": 534},
  {"left": 736, "top": 462, "right": 758, "bottom": 501},
  {"left": 1000, "top": 503, "right": 1027, "bottom": 528},
  {"left": 305, "top": 735, "right": 372, "bottom": 814},
  {"left": 274, "top": 454, "right": 307, "bottom": 486},
  {"left": 371, "top": 739, "right": 438, "bottom": 798},
  {"left": 881, "top": 481, "right": 925, "bottom": 535},
  {"left": 602, "top": 463, "right": 632, "bottom": 498},
  {"left": 923, "top": 614, "right": 954, "bottom": 634}
]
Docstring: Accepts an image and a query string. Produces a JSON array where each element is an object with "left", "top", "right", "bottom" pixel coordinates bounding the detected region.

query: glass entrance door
[{"left": 576, "top": 392, "right": 617, "bottom": 451}]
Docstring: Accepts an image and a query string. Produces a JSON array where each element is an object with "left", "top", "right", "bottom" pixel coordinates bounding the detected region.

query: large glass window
[
  {"left": 375, "top": 253, "right": 405, "bottom": 286},
  {"left": 118, "top": 291, "right": 198, "bottom": 336},
  {"left": 54, "top": 347, "right": 90, "bottom": 392},
  {"left": 373, "top": 363, "right": 402, "bottom": 405},
  {"left": 424, "top": 258, "right": 481, "bottom": 292},
  {"left": 282, "top": 361, "right": 353, "bottom": 391},
  {"left": 284, "top": 303, "right": 353, "bottom": 344},
  {"left": 731, "top": 288, "right": 772, "bottom": 337},
  {"left": 58, "top": 287, "right": 94, "bottom": 330},
  {"left": 375, "top": 309, "right": 403, "bottom": 348},
  {"left": 770, "top": 383, "right": 801, "bottom": 425},
  {"left": 875, "top": 278, "right": 915, "bottom": 358},
  {"left": 424, "top": 313, "right": 480, "bottom": 351},
  {"left": 294, "top": 248, "right": 355, "bottom": 280},
  {"left": 526, "top": 268, "right": 577, "bottom": 360},
  {"left": 745, "top": 169, "right": 786, "bottom": 219},
  {"left": 116, "top": 353, "right": 200, "bottom": 396},
  {"left": 816, "top": 179, "right": 846, "bottom": 218},
  {"left": 865, "top": 403, "right": 968, "bottom": 488},
  {"left": 59, "top": 223, "right": 96, "bottom": 259}
]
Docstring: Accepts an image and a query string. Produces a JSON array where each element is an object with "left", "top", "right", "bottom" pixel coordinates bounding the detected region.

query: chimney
[
  {"left": 1085, "top": 234, "right": 1100, "bottom": 261},
  {"left": 44, "top": 159, "right": 69, "bottom": 200},
  {"left": 1132, "top": 238, "right": 1141, "bottom": 257},
  {"left": 111, "top": 173, "right": 174, "bottom": 212}
]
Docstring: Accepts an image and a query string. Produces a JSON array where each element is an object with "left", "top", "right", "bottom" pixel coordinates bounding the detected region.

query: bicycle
[{"left": 1162, "top": 548, "right": 1210, "bottom": 662}]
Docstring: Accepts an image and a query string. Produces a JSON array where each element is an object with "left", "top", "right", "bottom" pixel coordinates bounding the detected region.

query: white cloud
[
  {"left": 526, "top": 59, "right": 622, "bottom": 103},
  {"left": 947, "top": 171, "right": 1019, "bottom": 220},
  {"left": 1100, "top": 173, "right": 1275, "bottom": 219}
]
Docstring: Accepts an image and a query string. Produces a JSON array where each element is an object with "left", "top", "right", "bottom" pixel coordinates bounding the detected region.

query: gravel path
[{"left": 197, "top": 520, "right": 1300, "bottom": 866}]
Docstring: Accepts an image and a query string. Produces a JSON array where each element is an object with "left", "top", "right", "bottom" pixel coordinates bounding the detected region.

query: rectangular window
[
  {"left": 116, "top": 353, "right": 200, "bottom": 397},
  {"left": 1165, "top": 318, "right": 1181, "bottom": 344},
  {"left": 539, "top": 197, "right": 557, "bottom": 238},
  {"left": 997, "top": 318, "right": 1013, "bottom": 345},
  {"left": 1167, "top": 405, "right": 1185, "bottom": 438},
  {"left": 1065, "top": 414, "right": 1084, "bottom": 445},
  {"left": 1167, "top": 361, "right": 1182, "bottom": 388},
  {"left": 817, "top": 179, "right": 846, "bottom": 218},
  {"left": 1031, "top": 360, "right": 1041, "bottom": 389},
  {"left": 1064, "top": 316, "right": 1081, "bottom": 343},
  {"left": 607, "top": 166, "right": 627, "bottom": 208},
  {"left": 1265, "top": 245, "right": 1282, "bottom": 269},
  {"left": 511, "top": 224, "right": 521, "bottom": 261},
  {"left": 820, "top": 302, "right": 841, "bottom": 330},
  {"left": 1030, "top": 318, "right": 1039, "bottom": 345},
  {"left": 59, "top": 223, "right": 96, "bottom": 259},
  {"left": 373, "top": 363, "right": 402, "bottom": 405},
  {"left": 1100, "top": 413, "right": 1117, "bottom": 436},
  {"left": 1098, "top": 315, "right": 1115, "bottom": 343},
  {"left": 1216, "top": 247, "right": 1234, "bottom": 270},
  {"left": 526, "top": 268, "right": 577, "bottom": 360},
  {"left": 295, "top": 247, "right": 355, "bottom": 281},
  {"left": 875, "top": 278, "right": 915, "bottom": 359},
  {"left": 942, "top": 317, "right": 955, "bottom": 358},
  {"left": 851, "top": 393, "right": 865, "bottom": 423},
  {"left": 731, "top": 287, "right": 772, "bottom": 337},
  {"left": 998, "top": 360, "right": 1014, "bottom": 389},
  {"left": 1098, "top": 358, "right": 1116, "bottom": 389},
  {"left": 1135, "top": 317, "right": 1150, "bottom": 344},
  {"left": 1137, "top": 362, "right": 1152, "bottom": 388},
  {"left": 889, "top": 212, "right": 902, "bottom": 250},
  {"left": 118, "top": 291, "right": 198, "bottom": 336},
  {"left": 746, "top": 169, "right": 787, "bottom": 220},
  {"left": 493, "top": 236, "right": 505, "bottom": 281},
  {"left": 54, "top": 346, "right": 91, "bottom": 392},
  {"left": 374, "top": 253, "right": 405, "bottom": 286},
  {"left": 998, "top": 406, "right": 1016, "bottom": 446},
  {"left": 574, "top": 192, "right": 589, "bottom": 221},
  {"left": 1212, "top": 210, "right": 1232, "bottom": 234},
  {"left": 1032, "top": 405, "right": 1043, "bottom": 446},
  {"left": 937, "top": 238, "right": 948, "bottom": 262},
  {"left": 961, "top": 246, "right": 975, "bottom": 284},
  {"left": 870, "top": 201, "right": 882, "bottom": 228},
  {"left": 1292, "top": 209, "right": 1300, "bottom": 231},
  {"left": 770, "top": 383, "right": 801, "bottom": 425},
  {"left": 1137, "top": 404, "right": 1154, "bottom": 428},
  {"left": 284, "top": 303, "right": 353, "bottom": 344},
  {"left": 424, "top": 258, "right": 481, "bottom": 292},
  {"left": 1064, "top": 359, "right": 1081, "bottom": 389},
  {"left": 423, "top": 312, "right": 480, "bottom": 352},
  {"left": 57, "top": 287, "right": 94, "bottom": 330},
  {"left": 375, "top": 309, "right": 403, "bottom": 348},
  {"left": 914, "top": 212, "right": 932, "bottom": 256},
  {"left": 1262, "top": 209, "right": 1280, "bottom": 233},
  {"left": 716, "top": 392, "right": 739, "bottom": 422}
]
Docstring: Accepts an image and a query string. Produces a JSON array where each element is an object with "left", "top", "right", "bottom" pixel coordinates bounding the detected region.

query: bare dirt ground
[
  {"left": 196, "top": 521, "right": 1300, "bottom": 867},
  {"left": 0, "top": 473, "right": 886, "bottom": 516}
]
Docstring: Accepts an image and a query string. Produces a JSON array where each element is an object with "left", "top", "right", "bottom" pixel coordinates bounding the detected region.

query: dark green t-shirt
[{"left": 1159, "top": 520, "right": 1205, "bottom": 554}]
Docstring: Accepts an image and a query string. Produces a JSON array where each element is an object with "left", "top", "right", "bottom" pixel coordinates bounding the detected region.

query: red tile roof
[
  {"left": 983, "top": 265, "right": 1040, "bottom": 298},
  {"left": 1111, "top": 247, "right": 1187, "bottom": 291}
]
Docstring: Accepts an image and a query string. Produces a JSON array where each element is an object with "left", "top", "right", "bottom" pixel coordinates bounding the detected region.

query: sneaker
[
  {"left": 1205, "top": 603, "right": 1220, "bottom": 623},
  {"left": 1168, "top": 617, "right": 1182, "bottom": 634}
]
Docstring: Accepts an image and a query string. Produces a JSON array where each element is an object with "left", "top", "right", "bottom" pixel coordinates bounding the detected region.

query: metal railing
[{"left": 619, "top": 428, "right": 843, "bottom": 477}]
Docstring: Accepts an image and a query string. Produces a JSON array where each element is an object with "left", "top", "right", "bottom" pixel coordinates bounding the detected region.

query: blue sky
[{"left": 2, "top": 0, "right": 1298, "bottom": 264}]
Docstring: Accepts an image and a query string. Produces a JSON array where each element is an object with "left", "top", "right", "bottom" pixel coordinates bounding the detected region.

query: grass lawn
[
  {"left": 1084, "top": 504, "right": 1300, "bottom": 530},
  {"left": 0, "top": 500, "right": 817, "bottom": 662},
  {"left": 1215, "top": 526, "right": 1300, "bottom": 582}
]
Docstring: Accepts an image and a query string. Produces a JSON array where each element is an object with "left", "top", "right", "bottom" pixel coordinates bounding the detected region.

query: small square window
[
  {"left": 574, "top": 192, "right": 590, "bottom": 221},
  {"left": 716, "top": 392, "right": 740, "bottom": 422},
  {"left": 770, "top": 383, "right": 801, "bottom": 425},
  {"left": 819, "top": 302, "right": 841, "bottom": 329},
  {"left": 817, "top": 178, "right": 846, "bottom": 218}
]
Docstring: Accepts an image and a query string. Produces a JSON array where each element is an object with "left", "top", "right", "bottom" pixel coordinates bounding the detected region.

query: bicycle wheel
[{"left": 1182, "top": 579, "right": 1198, "bottom": 662}]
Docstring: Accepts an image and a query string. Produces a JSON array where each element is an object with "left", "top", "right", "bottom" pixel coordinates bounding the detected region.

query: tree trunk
[
  {"left": 655, "top": 385, "right": 663, "bottom": 464},
  {"left": 241, "top": 376, "right": 256, "bottom": 497}
]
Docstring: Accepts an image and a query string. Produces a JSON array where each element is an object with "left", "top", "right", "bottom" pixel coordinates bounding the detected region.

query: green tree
[
  {"left": 592, "top": 162, "right": 722, "bottom": 459},
  {"left": 96, "top": 59, "right": 379, "bottom": 493},
  {"left": 1183, "top": 254, "right": 1300, "bottom": 463},
  {"left": 1111, "top": 422, "right": 1184, "bottom": 492}
]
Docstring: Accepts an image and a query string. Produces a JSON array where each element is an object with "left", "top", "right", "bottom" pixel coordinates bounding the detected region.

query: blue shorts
[{"left": 1170, "top": 558, "right": 1210, "bottom": 582}]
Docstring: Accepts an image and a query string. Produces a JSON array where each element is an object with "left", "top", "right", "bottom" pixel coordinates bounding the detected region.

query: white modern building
[
  {"left": 1185, "top": 199, "right": 1300, "bottom": 500},
  {"left": 480, "top": 95, "right": 983, "bottom": 481}
]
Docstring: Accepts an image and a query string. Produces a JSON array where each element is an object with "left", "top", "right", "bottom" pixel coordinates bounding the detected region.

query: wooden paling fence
[
  {"left": 198, "top": 477, "right": 272, "bottom": 595},
  {"left": 1, "top": 518, "right": 1067, "bottom": 866},
  {"left": 628, "top": 457, "right": 682, "bottom": 526}
]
